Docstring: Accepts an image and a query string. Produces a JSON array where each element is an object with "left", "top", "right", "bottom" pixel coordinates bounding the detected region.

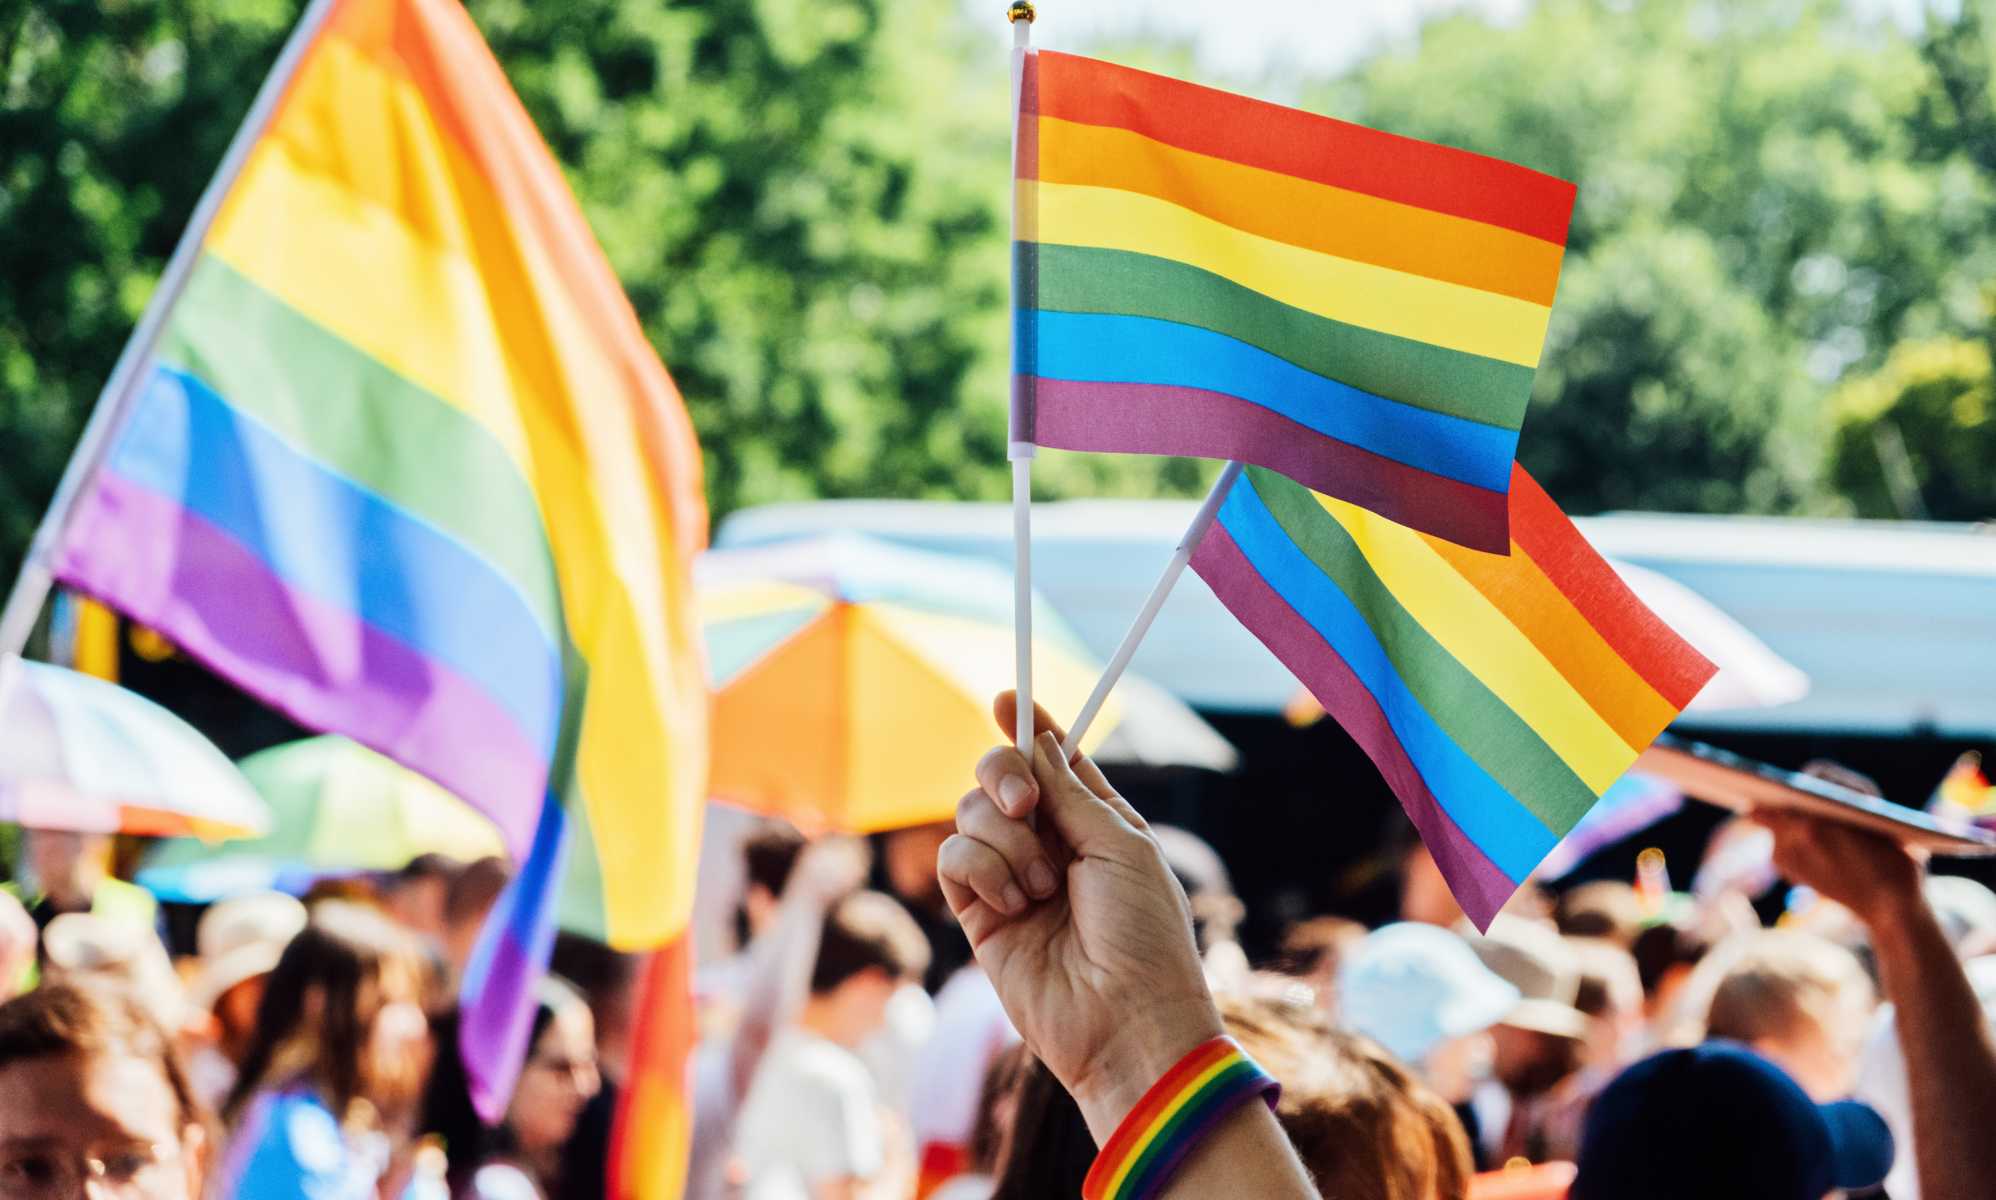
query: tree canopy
[{"left": 6, "top": 0, "right": 1996, "bottom": 603}]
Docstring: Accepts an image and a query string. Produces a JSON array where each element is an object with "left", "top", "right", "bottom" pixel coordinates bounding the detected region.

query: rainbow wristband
[{"left": 1082, "top": 1036, "right": 1281, "bottom": 1200}]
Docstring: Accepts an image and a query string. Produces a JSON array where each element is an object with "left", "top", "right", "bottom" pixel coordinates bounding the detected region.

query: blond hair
[{"left": 1695, "top": 929, "right": 1873, "bottom": 1044}]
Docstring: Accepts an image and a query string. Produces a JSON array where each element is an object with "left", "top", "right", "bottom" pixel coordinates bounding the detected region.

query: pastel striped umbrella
[
  {"left": 0, "top": 656, "right": 269, "bottom": 840},
  {"left": 701, "top": 534, "right": 1120, "bottom": 833},
  {"left": 138, "top": 735, "right": 505, "bottom": 903}
]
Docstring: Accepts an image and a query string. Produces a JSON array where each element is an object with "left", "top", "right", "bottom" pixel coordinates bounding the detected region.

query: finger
[
  {"left": 937, "top": 870, "right": 1009, "bottom": 950},
  {"left": 938, "top": 833, "right": 1029, "bottom": 916},
  {"left": 994, "top": 691, "right": 1131, "bottom": 815},
  {"left": 974, "top": 744, "right": 1039, "bottom": 819},
  {"left": 1031, "top": 731, "right": 1143, "bottom": 854},
  {"left": 957, "top": 787, "right": 1061, "bottom": 899}
]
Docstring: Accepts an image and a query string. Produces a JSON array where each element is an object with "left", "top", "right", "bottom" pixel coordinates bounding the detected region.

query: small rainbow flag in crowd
[
  {"left": 1013, "top": 52, "right": 1576, "bottom": 552},
  {"left": 1191, "top": 465, "right": 1716, "bottom": 926},
  {"left": 47, "top": 0, "right": 708, "bottom": 1124},
  {"left": 1931, "top": 753, "right": 1996, "bottom": 828}
]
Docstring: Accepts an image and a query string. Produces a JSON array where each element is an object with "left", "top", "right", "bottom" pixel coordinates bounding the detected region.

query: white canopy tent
[{"left": 718, "top": 499, "right": 1996, "bottom": 738}]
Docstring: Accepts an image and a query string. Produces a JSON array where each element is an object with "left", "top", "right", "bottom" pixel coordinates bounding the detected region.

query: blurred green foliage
[
  {"left": 1314, "top": 0, "right": 1996, "bottom": 518},
  {"left": 6, "top": 0, "right": 1996, "bottom": 598}
]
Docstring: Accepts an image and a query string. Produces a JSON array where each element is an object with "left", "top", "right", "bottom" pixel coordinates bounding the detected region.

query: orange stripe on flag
[{"left": 611, "top": 936, "right": 695, "bottom": 1200}]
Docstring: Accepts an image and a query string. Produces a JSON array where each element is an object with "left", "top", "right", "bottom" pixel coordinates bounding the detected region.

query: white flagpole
[
  {"left": 1061, "top": 460, "right": 1243, "bottom": 758},
  {"left": 0, "top": 0, "right": 341, "bottom": 666},
  {"left": 1008, "top": 0, "right": 1036, "bottom": 756}
]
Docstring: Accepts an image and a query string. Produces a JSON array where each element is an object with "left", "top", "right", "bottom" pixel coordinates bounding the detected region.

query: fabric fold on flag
[
  {"left": 49, "top": 0, "right": 708, "bottom": 1116},
  {"left": 1191, "top": 465, "right": 1715, "bottom": 925},
  {"left": 1014, "top": 51, "right": 1577, "bottom": 552}
]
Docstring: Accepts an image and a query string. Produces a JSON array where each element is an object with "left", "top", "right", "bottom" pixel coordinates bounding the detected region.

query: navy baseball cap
[{"left": 1570, "top": 1044, "right": 1894, "bottom": 1200}]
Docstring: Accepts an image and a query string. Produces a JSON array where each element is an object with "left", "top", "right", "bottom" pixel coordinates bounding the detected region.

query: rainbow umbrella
[
  {"left": 0, "top": 655, "right": 268, "bottom": 841},
  {"left": 701, "top": 534, "right": 1120, "bottom": 832},
  {"left": 138, "top": 735, "right": 504, "bottom": 903}
]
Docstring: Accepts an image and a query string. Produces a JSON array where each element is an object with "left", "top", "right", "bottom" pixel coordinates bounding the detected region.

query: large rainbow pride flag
[
  {"left": 47, "top": 0, "right": 708, "bottom": 1118},
  {"left": 1192, "top": 465, "right": 1715, "bottom": 925},
  {"left": 1014, "top": 52, "right": 1576, "bottom": 552}
]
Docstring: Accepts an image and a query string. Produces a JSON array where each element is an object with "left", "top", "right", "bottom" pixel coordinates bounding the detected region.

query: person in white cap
[
  {"left": 1465, "top": 916, "right": 1592, "bottom": 1166},
  {"left": 1338, "top": 922, "right": 1520, "bottom": 1106},
  {"left": 183, "top": 891, "right": 307, "bottom": 1109}
]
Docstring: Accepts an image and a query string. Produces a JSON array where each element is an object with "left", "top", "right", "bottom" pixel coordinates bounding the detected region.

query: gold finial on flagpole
[{"left": 1007, "top": 1, "right": 1036, "bottom": 23}]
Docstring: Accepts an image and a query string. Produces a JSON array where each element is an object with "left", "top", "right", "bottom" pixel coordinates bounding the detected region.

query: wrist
[{"left": 1066, "top": 996, "right": 1228, "bottom": 1143}]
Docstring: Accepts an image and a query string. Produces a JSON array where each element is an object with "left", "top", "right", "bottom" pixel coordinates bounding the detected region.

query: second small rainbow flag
[{"left": 1014, "top": 52, "right": 1576, "bottom": 552}]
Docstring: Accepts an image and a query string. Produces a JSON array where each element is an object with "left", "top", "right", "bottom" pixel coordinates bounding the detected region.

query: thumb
[{"left": 1031, "top": 731, "right": 1141, "bottom": 855}]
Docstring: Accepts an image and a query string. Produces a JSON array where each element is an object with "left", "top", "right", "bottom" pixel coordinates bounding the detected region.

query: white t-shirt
[{"left": 733, "top": 1028, "right": 885, "bottom": 1199}]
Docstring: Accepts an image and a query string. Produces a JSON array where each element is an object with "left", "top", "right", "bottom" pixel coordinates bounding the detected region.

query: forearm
[
  {"left": 1154, "top": 1103, "right": 1320, "bottom": 1199},
  {"left": 1870, "top": 894, "right": 1996, "bottom": 1200}
]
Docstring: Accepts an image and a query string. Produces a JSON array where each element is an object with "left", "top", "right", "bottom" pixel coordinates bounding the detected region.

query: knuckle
[{"left": 955, "top": 787, "right": 996, "bottom": 827}]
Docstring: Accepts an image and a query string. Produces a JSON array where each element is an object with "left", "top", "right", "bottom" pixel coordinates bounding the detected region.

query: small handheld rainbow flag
[
  {"left": 43, "top": 0, "right": 708, "bottom": 1118},
  {"left": 1014, "top": 52, "right": 1576, "bottom": 552},
  {"left": 1191, "top": 465, "right": 1715, "bottom": 926},
  {"left": 1931, "top": 753, "right": 1996, "bottom": 828}
]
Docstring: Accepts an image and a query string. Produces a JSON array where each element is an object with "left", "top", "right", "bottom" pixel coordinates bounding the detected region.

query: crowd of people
[{"left": 0, "top": 695, "right": 1992, "bottom": 1198}]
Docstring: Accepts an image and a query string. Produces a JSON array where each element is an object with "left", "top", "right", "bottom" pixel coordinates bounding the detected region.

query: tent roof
[{"left": 717, "top": 500, "right": 1996, "bottom": 738}]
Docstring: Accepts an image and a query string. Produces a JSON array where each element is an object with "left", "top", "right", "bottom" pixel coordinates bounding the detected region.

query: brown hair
[
  {"left": 1222, "top": 994, "right": 1474, "bottom": 1200},
  {"left": 1698, "top": 929, "right": 1873, "bottom": 1044},
  {"left": 0, "top": 982, "right": 207, "bottom": 1134},
  {"left": 809, "top": 891, "right": 931, "bottom": 995},
  {"left": 989, "top": 1057, "right": 1094, "bottom": 1200},
  {"left": 223, "top": 901, "right": 429, "bottom": 1127}
]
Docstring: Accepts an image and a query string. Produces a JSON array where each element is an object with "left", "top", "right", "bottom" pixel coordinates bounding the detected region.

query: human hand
[
  {"left": 937, "top": 693, "right": 1224, "bottom": 1141},
  {"left": 1757, "top": 809, "right": 1924, "bottom": 928}
]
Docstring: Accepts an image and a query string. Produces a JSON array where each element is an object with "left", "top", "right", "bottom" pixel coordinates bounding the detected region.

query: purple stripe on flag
[
  {"left": 53, "top": 470, "right": 546, "bottom": 858},
  {"left": 1032, "top": 377, "right": 1510, "bottom": 553},
  {"left": 1191, "top": 522, "right": 1517, "bottom": 927},
  {"left": 460, "top": 793, "right": 569, "bottom": 1122}
]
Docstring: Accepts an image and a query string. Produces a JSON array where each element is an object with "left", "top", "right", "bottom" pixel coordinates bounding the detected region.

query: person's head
[
  {"left": 189, "top": 892, "right": 308, "bottom": 1064},
  {"left": 1570, "top": 1044, "right": 1893, "bottom": 1200},
  {"left": 442, "top": 856, "right": 510, "bottom": 976},
  {"left": 40, "top": 916, "right": 189, "bottom": 1037},
  {"left": 380, "top": 854, "right": 459, "bottom": 944},
  {"left": 1153, "top": 825, "right": 1245, "bottom": 953},
  {"left": 223, "top": 902, "right": 432, "bottom": 1128},
  {"left": 1924, "top": 874, "right": 1996, "bottom": 959},
  {"left": 1275, "top": 916, "right": 1367, "bottom": 1016},
  {"left": 548, "top": 933, "right": 643, "bottom": 1084},
  {"left": 0, "top": 894, "right": 34, "bottom": 1002},
  {"left": 1692, "top": 929, "right": 1874, "bottom": 1101},
  {"left": 738, "top": 823, "right": 806, "bottom": 945},
  {"left": 1222, "top": 994, "right": 1473, "bottom": 1200},
  {"left": 803, "top": 891, "right": 930, "bottom": 1047},
  {"left": 0, "top": 983, "right": 209, "bottom": 1199},
  {"left": 421, "top": 976, "right": 598, "bottom": 1193},
  {"left": 1629, "top": 919, "right": 1711, "bottom": 1023},
  {"left": 1467, "top": 918, "right": 1589, "bottom": 1097},
  {"left": 22, "top": 831, "right": 111, "bottom": 912},
  {"left": 1555, "top": 882, "right": 1646, "bottom": 949},
  {"left": 1568, "top": 938, "right": 1645, "bottom": 1073},
  {"left": 1338, "top": 923, "right": 1518, "bottom": 1104},
  {"left": 507, "top": 978, "right": 599, "bottom": 1160},
  {"left": 880, "top": 822, "right": 953, "bottom": 912}
]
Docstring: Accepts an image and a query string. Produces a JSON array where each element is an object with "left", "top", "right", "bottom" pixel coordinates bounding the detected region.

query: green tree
[
  {"left": 4, "top": 0, "right": 1153, "bottom": 590},
  {"left": 1309, "top": 0, "right": 1996, "bottom": 515},
  {"left": 1828, "top": 335, "right": 1996, "bottom": 521}
]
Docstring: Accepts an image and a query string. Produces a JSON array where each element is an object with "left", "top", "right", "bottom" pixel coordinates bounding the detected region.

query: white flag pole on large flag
[
  {"left": 1008, "top": 0, "right": 1037, "bottom": 756},
  {"left": 0, "top": 0, "right": 341, "bottom": 669}
]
